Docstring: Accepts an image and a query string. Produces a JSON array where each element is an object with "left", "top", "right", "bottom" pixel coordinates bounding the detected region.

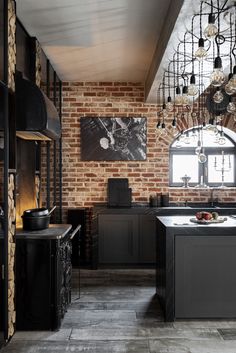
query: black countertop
[
  {"left": 93, "top": 204, "right": 236, "bottom": 216},
  {"left": 16, "top": 224, "right": 72, "bottom": 239}
]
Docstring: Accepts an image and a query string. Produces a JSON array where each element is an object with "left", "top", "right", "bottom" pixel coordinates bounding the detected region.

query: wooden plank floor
[{"left": 2, "top": 269, "right": 236, "bottom": 352}]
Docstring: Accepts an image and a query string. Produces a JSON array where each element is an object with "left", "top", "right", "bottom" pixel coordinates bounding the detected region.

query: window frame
[{"left": 169, "top": 133, "right": 236, "bottom": 188}]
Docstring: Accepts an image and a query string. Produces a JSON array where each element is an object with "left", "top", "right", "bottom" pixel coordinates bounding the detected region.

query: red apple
[
  {"left": 203, "top": 212, "right": 212, "bottom": 220},
  {"left": 196, "top": 212, "right": 203, "bottom": 220}
]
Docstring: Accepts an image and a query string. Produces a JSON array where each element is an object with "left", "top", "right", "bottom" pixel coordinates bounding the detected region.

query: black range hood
[{"left": 16, "top": 72, "right": 61, "bottom": 141}]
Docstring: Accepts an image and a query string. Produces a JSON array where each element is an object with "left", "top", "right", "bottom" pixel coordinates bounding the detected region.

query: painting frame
[{"left": 80, "top": 116, "right": 147, "bottom": 161}]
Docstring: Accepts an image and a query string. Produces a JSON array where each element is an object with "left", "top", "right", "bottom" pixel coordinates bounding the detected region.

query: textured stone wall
[
  {"left": 60, "top": 81, "right": 236, "bottom": 211},
  {"left": 7, "top": 0, "right": 16, "bottom": 338}
]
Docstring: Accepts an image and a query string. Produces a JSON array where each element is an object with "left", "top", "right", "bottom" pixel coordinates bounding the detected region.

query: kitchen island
[{"left": 156, "top": 215, "right": 236, "bottom": 321}]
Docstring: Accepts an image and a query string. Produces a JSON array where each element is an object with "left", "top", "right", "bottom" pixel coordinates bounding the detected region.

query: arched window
[{"left": 169, "top": 126, "right": 236, "bottom": 188}]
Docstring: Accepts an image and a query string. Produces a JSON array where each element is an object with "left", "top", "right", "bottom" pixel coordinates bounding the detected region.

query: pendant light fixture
[
  {"left": 210, "top": 56, "right": 225, "bottom": 86},
  {"left": 204, "top": 13, "right": 218, "bottom": 40},
  {"left": 213, "top": 87, "right": 224, "bottom": 103}
]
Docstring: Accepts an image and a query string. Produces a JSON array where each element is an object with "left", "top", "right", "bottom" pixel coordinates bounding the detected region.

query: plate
[{"left": 190, "top": 217, "right": 227, "bottom": 224}]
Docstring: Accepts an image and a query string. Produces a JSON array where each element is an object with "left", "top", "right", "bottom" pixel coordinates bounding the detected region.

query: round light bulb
[
  {"left": 182, "top": 95, "right": 189, "bottom": 105},
  {"left": 198, "top": 153, "right": 207, "bottom": 163},
  {"left": 175, "top": 95, "right": 182, "bottom": 105},
  {"left": 224, "top": 82, "right": 236, "bottom": 95},
  {"left": 204, "top": 23, "right": 218, "bottom": 40},
  {"left": 204, "top": 14, "right": 218, "bottom": 40},
  {"left": 188, "top": 83, "right": 198, "bottom": 96},
  {"left": 229, "top": 75, "right": 236, "bottom": 90},
  {"left": 195, "top": 38, "right": 208, "bottom": 61},
  {"left": 213, "top": 88, "right": 224, "bottom": 103},
  {"left": 166, "top": 96, "right": 173, "bottom": 112},
  {"left": 175, "top": 86, "right": 182, "bottom": 105},
  {"left": 210, "top": 68, "right": 225, "bottom": 86},
  {"left": 210, "top": 56, "right": 225, "bottom": 87},
  {"left": 156, "top": 120, "right": 161, "bottom": 129},
  {"left": 227, "top": 101, "right": 236, "bottom": 114},
  {"left": 162, "top": 109, "right": 168, "bottom": 118}
]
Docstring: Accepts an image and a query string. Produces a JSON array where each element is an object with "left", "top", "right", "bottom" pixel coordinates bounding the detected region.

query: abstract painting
[{"left": 80, "top": 117, "right": 147, "bottom": 161}]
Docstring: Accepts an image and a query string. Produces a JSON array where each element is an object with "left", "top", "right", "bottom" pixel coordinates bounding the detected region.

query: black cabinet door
[
  {"left": 139, "top": 215, "right": 156, "bottom": 264},
  {"left": 99, "top": 215, "right": 139, "bottom": 264},
  {"left": 175, "top": 235, "right": 236, "bottom": 318}
]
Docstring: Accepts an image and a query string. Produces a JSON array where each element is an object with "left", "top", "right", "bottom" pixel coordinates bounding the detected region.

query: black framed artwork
[{"left": 80, "top": 117, "right": 147, "bottom": 161}]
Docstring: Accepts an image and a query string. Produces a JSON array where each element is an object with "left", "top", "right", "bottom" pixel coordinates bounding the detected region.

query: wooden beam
[{"left": 145, "top": 0, "right": 184, "bottom": 102}]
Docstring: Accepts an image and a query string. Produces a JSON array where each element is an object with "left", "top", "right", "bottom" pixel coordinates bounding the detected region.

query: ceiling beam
[{"left": 144, "top": 0, "right": 185, "bottom": 103}]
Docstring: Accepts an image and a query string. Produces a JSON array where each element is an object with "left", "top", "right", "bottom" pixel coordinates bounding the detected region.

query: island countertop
[{"left": 157, "top": 215, "right": 236, "bottom": 230}]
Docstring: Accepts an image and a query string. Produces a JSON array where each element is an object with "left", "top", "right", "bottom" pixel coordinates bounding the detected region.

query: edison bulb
[
  {"left": 204, "top": 13, "right": 218, "bottom": 40},
  {"left": 224, "top": 81, "right": 236, "bottom": 95},
  {"left": 227, "top": 101, "right": 236, "bottom": 114},
  {"left": 229, "top": 73, "right": 236, "bottom": 90},
  {"left": 166, "top": 96, "right": 174, "bottom": 112},
  {"left": 198, "top": 152, "right": 207, "bottom": 163},
  {"left": 156, "top": 120, "right": 161, "bottom": 129},
  {"left": 204, "top": 23, "right": 218, "bottom": 40},
  {"left": 188, "top": 83, "right": 198, "bottom": 96},
  {"left": 195, "top": 38, "right": 207, "bottom": 61},
  {"left": 213, "top": 88, "right": 224, "bottom": 103},
  {"left": 210, "top": 68, "right": 225, "bottom": 86}
]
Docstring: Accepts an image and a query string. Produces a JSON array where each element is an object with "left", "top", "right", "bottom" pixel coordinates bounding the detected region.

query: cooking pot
[{"left": 22, "top": 206, "right": 56, "bottom": 230}]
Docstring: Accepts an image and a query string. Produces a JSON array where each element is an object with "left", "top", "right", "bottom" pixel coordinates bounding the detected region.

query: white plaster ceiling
[{"left": 16, "top": 0, "right": 175, "bottom": 85}]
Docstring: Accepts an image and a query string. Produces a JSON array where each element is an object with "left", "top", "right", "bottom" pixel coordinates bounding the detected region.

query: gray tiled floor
[{"left": 2, "top": 269, "right": 236, "bottom": 352}]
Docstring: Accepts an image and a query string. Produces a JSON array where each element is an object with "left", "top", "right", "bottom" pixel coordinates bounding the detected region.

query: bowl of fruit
[{"left": 190, "top": 211, "right": 227, "bottom": 224}]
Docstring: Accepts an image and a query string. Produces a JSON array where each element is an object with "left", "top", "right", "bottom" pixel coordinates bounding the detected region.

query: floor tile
[
  {"left": 68, "top": 340, "right": 150, "bottom": 353},
  {"left": 218, "top": 328, "right": 236, "bottom": 340},
  {"left": 1, "top": 341, "right": 69, "bottom": 353},
  {"left": 12, "top": 329, "right": 72, "bottom": 341}
]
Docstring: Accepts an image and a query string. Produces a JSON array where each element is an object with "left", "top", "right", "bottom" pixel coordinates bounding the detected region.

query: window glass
[
  {"left": 208, "top": 154, "right": 234, "bottom": 183},
  {"left": 170, "top": 126, "right": 236, "bottom": 187},
  {"left": 172, "top": 155, "right": 199, "bottom": 183}
]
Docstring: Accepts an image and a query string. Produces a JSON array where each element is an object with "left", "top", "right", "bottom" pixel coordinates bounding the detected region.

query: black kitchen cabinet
[
  {"left": 98, "top": 212, "right": 156, "bottom": 265},
  {"left": 156, "top": 215, "right": 236, "bottom": 321},
  {"left": 99, "top": 214, "right": 139, "bottom": 264},
  {"left": 175, "top": 235, "right": 236, "bottom": 318},
  {"left": 15, "top": 224, "right": 76, "bottom": 330}
]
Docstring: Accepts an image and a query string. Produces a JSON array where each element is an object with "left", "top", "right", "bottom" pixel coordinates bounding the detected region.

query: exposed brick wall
[{"left": 61, "top": 82, "right": 236, "bottom": 210}]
